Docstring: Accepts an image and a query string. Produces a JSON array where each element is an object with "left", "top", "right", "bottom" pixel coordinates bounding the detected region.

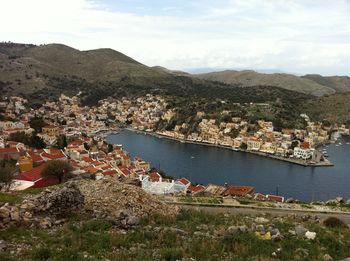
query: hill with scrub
[{"left": 1, "top": 41, "right": 350, "bottom": 125}]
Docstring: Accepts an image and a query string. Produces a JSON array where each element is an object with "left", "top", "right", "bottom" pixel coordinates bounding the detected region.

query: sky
[{"left": 1, "top": 0, "right": 350, "bottom": 75}]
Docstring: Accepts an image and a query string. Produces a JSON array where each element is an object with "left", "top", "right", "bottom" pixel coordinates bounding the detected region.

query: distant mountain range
[
  {"left": 0, "top": 42, "right": 349, "bottom": 123},
  {"left": 194, "top": 70, "right": 350, "bottom": 96}
]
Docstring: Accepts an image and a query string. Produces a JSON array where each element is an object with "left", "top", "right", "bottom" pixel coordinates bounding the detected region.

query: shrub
[{"left": 323, "top": 217, "right": 348, "bottom": 228}]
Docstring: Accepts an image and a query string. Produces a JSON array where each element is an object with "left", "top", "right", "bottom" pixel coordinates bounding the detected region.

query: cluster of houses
[
  {"left": 157, "top": 115, "right": 348, "bottom": 162},
  {"left": 1, "top": 94, "right": 350, "bottom": 203}
]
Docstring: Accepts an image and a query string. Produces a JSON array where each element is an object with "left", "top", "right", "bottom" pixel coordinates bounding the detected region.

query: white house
[{"left": 293, "top": 142, "right": 314, "bottom": 160}]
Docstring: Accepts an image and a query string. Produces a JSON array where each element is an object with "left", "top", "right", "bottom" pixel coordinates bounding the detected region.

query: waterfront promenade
[{"left": 125, "top": 127, "right": 333, "bottom": 167}]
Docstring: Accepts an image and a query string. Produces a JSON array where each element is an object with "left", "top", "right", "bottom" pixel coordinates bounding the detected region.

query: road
[{"left": 166, "top": 202, "right": 350, "bottom": 224}]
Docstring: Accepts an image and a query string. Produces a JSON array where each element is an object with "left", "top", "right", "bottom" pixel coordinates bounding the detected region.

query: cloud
[{"left": 0, "top": 0, "right": 349, "bottom": 75}]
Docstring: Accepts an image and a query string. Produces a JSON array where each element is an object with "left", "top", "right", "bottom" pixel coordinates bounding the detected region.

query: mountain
[
  {"left": 302, "top": 92, "right": 350, "bottom": 123},
  {"left": 194, "top": 70, "right": 337, "bottom": 96},
  {"left": 302, "top": 74, "right": 350, "bottom": 93},
  {"left": 0, "top": 42, "right": 311, "bottom": 107}
]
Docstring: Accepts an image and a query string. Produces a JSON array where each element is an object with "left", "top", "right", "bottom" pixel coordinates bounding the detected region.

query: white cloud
[{"left": 0, "top": 0, "right": 350, "bottom": 75}]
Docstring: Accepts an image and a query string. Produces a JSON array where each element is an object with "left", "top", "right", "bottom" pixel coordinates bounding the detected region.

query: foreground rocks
[
  {"left": 0, "top": 177, "right": 177, "bottom": 229},
  {"left": 77, "top": 177, "right": 177, "bottom": 228}
]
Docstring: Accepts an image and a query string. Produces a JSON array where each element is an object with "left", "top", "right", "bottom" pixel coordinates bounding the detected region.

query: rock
[
  {"left": 196, "top": 224, "right": 208, "bottom": 230},
  {"left": 288, "top": 229, "right": 296, "bottom": 236},
  {"left": 125, "top": 215, "right": 139, "bottom": 226},
  {"left": 254, "top": 217, "right": 269, "bottom": 224},
  {"left": 272, "top": 248, "right": 282, "bottom": 257},
  {"left": 0, "top": 207, "right": 10, "bottom": 218},
  {"left": 10, "top": 207, "right": 20, "bottom": 222},
  {"left": 0, "top": 240, "right": 7, "bottom": 251},
  {"left": 323, "top": 254, "right": 333, "bottom": 261},
  {"left": 238, "top": 225, "right": 248, "bottom": 233},
  {"left": 39, "top": 217, "right": 52, "bottom": 229},
  {"left": 167, "top": 227, "right": 187, "bottom": 235},
  {"left": 340, "top": 258, "right": 350, "bottom": 261},
  {"left": 271, "top": 233, "right": 284, "bottom": 241},
  {"left": 295, "top": 248, "right": 309, "bottom": 257},
  {"left": 255, "top": 224, "right": 265, "bottom": 233},
  {"left": 305, "top": 231, "right": 316, "bottom": 240},
  {"left": 193, "top": 231, "right": 210, "bottom": 237},
  {"left": 295, "top": 225, "right": 307, "bottom": 237},
  {"left": 227, "top": 226, "right": 240, "bottom": 235}
]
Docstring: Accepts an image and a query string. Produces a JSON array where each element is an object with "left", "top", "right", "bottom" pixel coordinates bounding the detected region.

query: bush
[
  {"left": 323, "top": 217, "right": 348, "bottom": 228},
  {"left": 161, "top": 247, "right": 183, "bottom": 261}
]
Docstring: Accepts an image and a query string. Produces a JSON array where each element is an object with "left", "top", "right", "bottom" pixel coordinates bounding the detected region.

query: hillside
[
  {"left": 1, "top": 179, "right": 350, "bottom": 260},
  {"left": 302, "top": 74, "right": 350, "bottom": 93},
  {"left": 1, "top": 42, "right": 350, "bottom": 124},
  {"left": 194, "top": 70, "right": 337, "bottom": 96},
  {"left": 0, "top": 42, "right": 312, "bottom": 108},
  {"left": 302, "top": 93, "right": 350, "bottom": 123}
]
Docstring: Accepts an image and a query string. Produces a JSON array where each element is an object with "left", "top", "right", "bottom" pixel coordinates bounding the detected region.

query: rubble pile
[
  {"left": 0, "top": 177, "right": 176, "bottom": 229},
  {"left": 31, "top": 182, "right": 84, "bottom": 216},
  {"left": 77, "top": 177, "right": 178, "bottom": 227},
  {"left": 0, "top": 182, "right": 84, "bottom": 229}
]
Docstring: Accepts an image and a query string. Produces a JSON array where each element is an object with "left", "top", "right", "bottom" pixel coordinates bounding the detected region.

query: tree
[
  {"left": 29, "top": 117, "right": 45, "bottom": 133},
  {"left": 56, "top": 134, "right": 67, "bottom": 149},
  {"left": 0, "top": 160, "right": 17, "bottom": 190},
  {"left": 107, "top": 144, "right": 113, "bottom": 153},
  {"left": 41, "top": 160, "right": 72, "bottom": 183}
]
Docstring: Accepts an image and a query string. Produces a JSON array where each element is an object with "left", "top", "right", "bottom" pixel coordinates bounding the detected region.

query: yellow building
[
  {"left": 42, "top": 125, "right": 60, "bottom": 137},
  {"left": 18, "top": 156, "right": 33, "bottom": 172}
]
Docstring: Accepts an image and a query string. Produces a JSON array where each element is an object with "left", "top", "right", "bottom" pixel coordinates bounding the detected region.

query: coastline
[{"left": 120, "top": 127, "right": 334, "bottom": 167}]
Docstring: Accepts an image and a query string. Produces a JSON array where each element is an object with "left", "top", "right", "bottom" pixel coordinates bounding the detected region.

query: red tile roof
[
  {"left": 0, "top": 147, "right": 19, "bottom": 154},
  {"left": 177, "top": 178, "right": 191, "bottom": 186},
  {"left": 27, "top": 151, "right": 44, "bottom": 164},
  {"left": 254, "top": 193, "right": 266, "bottom": 201},
  {"left": 103, "top": 170, "right": 118, "bottom": 176},
  {"left": 222, "top": 186, "right": 255, "bottom": 197},
  {"left": 266, "top": 194, "right": 284, "bottom": 203},
  {"left": 149, "top": 172, "right": 161, "bottom": 182},
  {"left": 187, "top": 185, "right": 206, "bottom": 194},
  {"left": 15, "top": 164, "right": 45, "bottom": 182},
  {"left": 300, "top": 141, "right": 310, "bottom": 150}
]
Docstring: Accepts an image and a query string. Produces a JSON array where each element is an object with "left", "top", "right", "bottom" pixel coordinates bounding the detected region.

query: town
[{"left": 0, "top": 94, "right": 349, "bottom": 204}]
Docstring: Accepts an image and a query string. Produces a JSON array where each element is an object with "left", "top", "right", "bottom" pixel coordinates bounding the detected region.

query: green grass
[
  {"left": 179, "top": 196, "right": 223, "bottom": 205},
  {"left": 1, "top": 210, "right": 350, "bottom": 260},
  {"left": 0, "top": 192, "right": 22, "bottom": 204}
]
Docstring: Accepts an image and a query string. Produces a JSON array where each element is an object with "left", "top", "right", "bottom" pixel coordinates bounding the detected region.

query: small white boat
[{"left": 191, "top": 156, "right": 195, "bottom": 159}]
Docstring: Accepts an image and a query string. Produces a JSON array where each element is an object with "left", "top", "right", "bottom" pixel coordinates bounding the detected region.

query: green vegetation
[
  {"left": 8, "top": 131, "right": 46, "bottom": 149},
  {"left": 41, "top": 160, "right": 72, "bottom": 183},
  {"left": 323, "top": 217, "right": 348, "bottom": 229},
  {"left": 1, "top": 210, "right": 350, "bottom": 260},
  {"left": 0, "top": 159, "right": 17, "bottom": 190},
  {"left": 179, "top": 196, "right": 223, "bottom": 204},
  {"left": 0, "top": 192, "right": 22, "bottom": 204}
]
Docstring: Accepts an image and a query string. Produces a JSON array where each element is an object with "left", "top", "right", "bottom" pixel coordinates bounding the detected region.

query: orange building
[{"left": 18, "top": 156, "right": 33, "bottom": 172}]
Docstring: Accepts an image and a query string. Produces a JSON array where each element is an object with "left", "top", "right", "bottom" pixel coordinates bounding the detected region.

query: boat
[
  {"left": 346, "top": 142, "right": 350, "bottom": 145},
  {"left": 191, "top": 156, "right": 195, "bottom": 159},
  {"left": 232, "top": 148, "right": 239, "bottom": 151}
]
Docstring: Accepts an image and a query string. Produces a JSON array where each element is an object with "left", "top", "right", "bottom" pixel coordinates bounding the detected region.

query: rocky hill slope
[
  {"left": 194, "top": 70, "right": 342, "bottom": 96},
  {"left": 0, "top": 178, "right": 350, "bottom": 260}
]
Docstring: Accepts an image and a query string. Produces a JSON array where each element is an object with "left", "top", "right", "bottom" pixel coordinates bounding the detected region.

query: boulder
[
  {"left": 295, "top": 225, "right": 307, "bottom": 237},
  {"left": 305, "top": 231, "right": 316, "bottom": 240},
  {"left": 0, "top": 206, "right": 10, "bottom": 218},
  {"left": 227, "top": 226, "right": 240, "bottom": 235},
  {"left": 254, "top": 217, "right": 269, "bottom": 224},
  {"left": 10, "top": 207, "right": 20, "bottom": 222},
  {"left": 323, "top": 254, "right": 333, "bottom": 261}
]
